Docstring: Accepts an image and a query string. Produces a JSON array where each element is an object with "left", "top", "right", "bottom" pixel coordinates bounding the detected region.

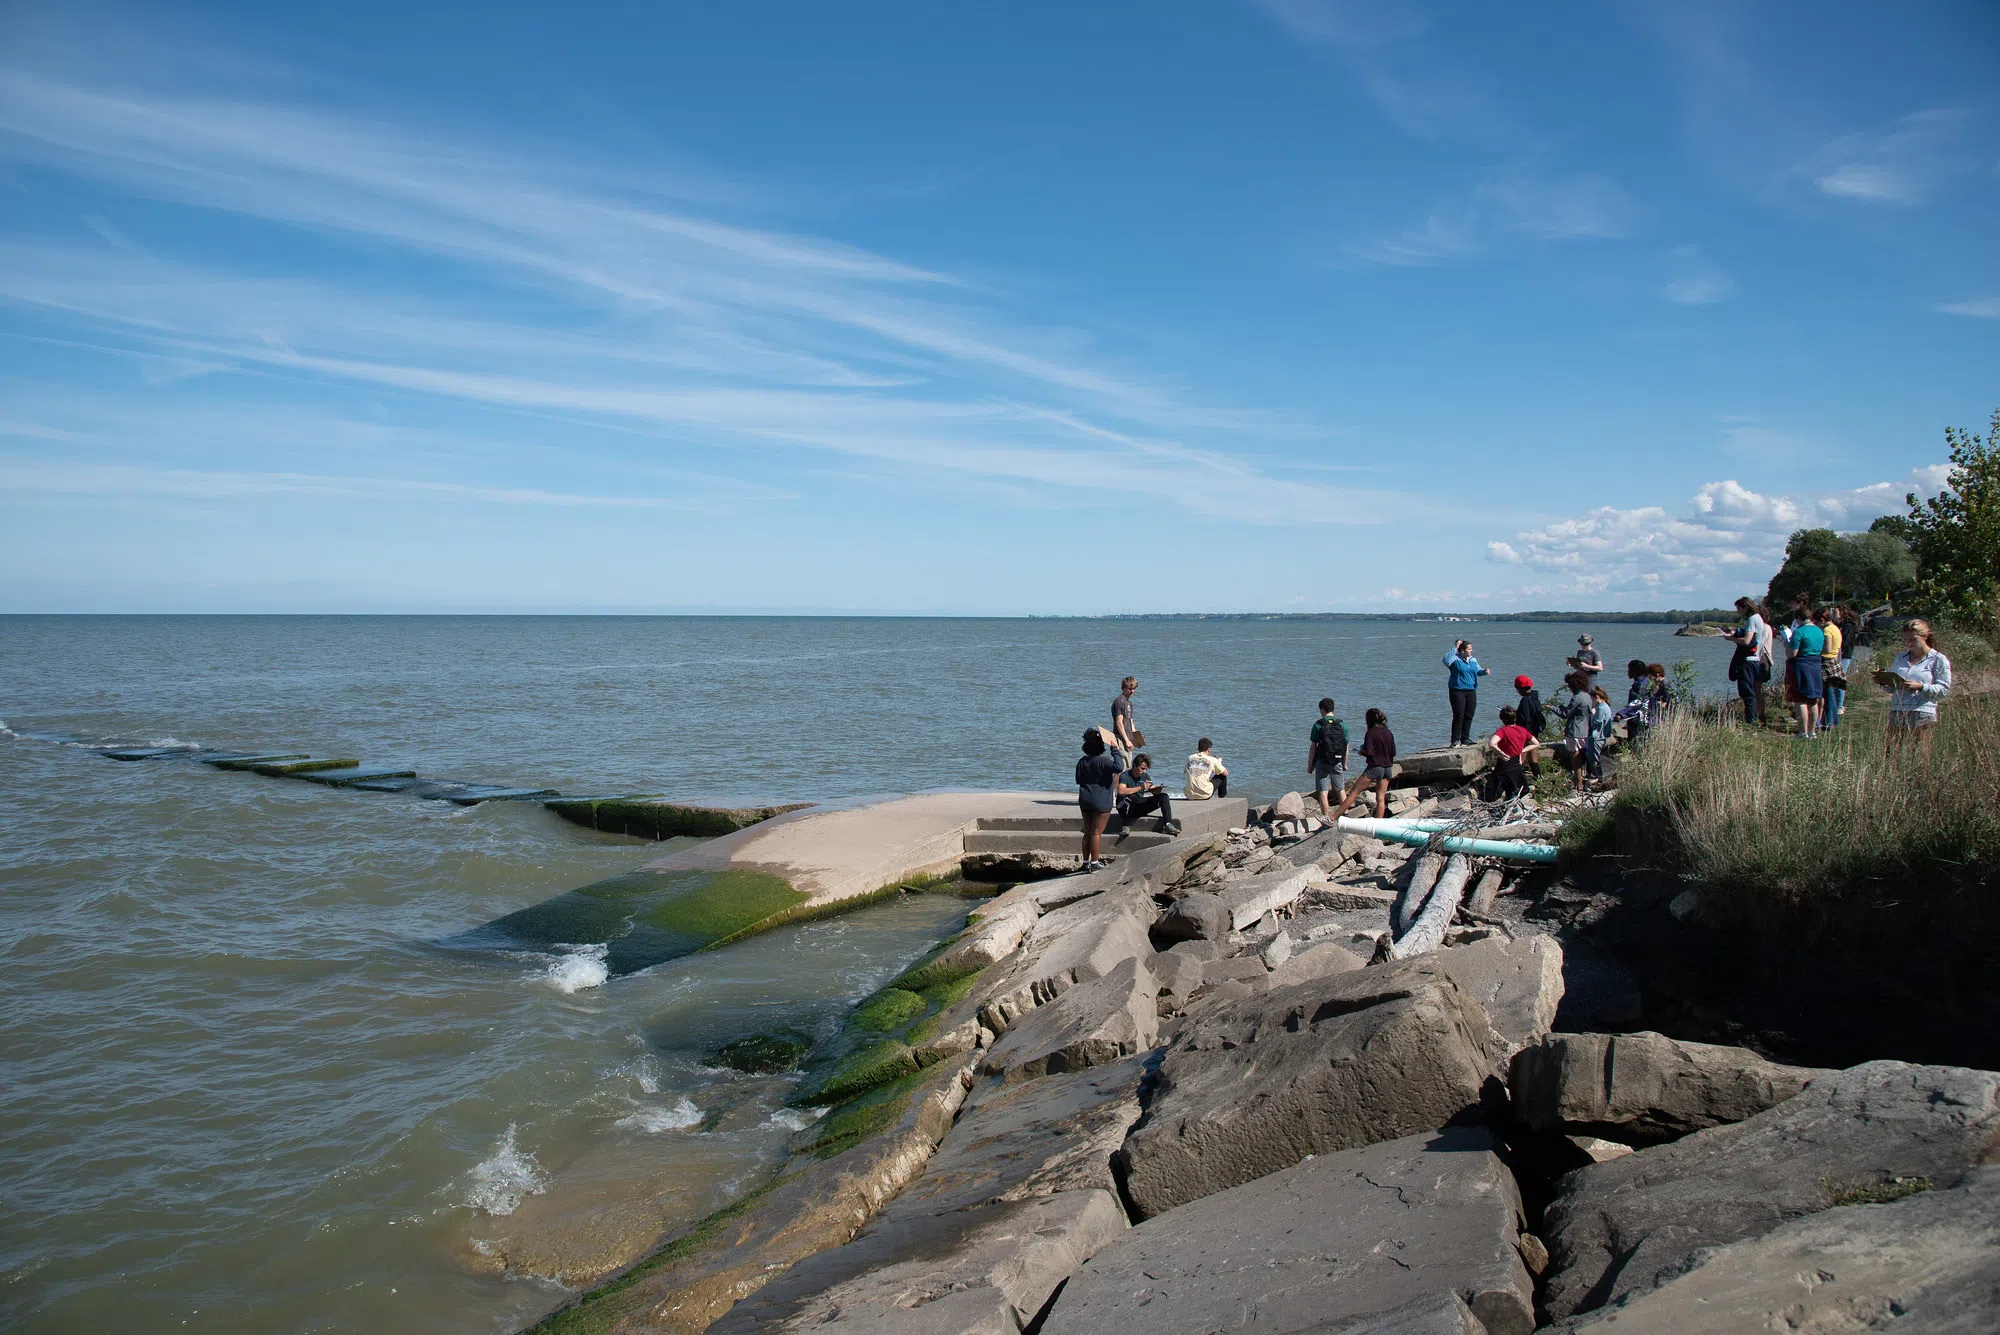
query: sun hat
[
  {"left": 1578, "top": 634, "right": 1593, "bottom": 645},
  {"left": 1514, "top": 674, "right": 1534, "bottom": 691}
]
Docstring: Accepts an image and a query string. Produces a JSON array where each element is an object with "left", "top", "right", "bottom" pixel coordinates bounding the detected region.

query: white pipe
[{"left": 1337, "top": 817, "right": 1558, "bottom": 864}]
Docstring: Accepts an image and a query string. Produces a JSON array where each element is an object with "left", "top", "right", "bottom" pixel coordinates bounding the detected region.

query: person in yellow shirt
[
  {"left": 1817, "top": 606, "right": 1847, "bottom": 730},
  {"left": 1184, "top": 738, "right": 1228, "bottom": 800}
]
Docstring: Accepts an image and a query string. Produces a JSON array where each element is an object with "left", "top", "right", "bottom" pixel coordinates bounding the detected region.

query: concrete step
[{"left": 962, "top": 829, "right": 1174, "bottom": 855}]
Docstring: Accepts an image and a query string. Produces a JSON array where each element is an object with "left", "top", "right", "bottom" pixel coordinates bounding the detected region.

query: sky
[{"left": 0, "top": 0, "right": 1995, "bottom": 614}]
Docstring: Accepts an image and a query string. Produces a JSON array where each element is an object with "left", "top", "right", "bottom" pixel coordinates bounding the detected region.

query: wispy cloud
[
  {"left": 1792, "top": 108, "right": 1972, "bottom": 206},
  {"left": 0, "top": 38, "right": 1391, "bottom": 527},
  {"left": 1354, "top": 167, "right": 1637, "bottom": 267},
  {"left": 1936, "top": 297, "right": 2000, "bottom": 319},
  {"left": 1661, "top": 244, "right": 1735, "bottom": 305},
  {"left": 1486, "top": 464, "right": 1951, "bottom": 597},
  {"left": 1251, "top": 0, "right": 1521, "bottom": 146}
]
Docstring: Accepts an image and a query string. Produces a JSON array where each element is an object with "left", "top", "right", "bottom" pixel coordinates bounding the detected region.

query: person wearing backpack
[
  {"left": 1307, "top": 697, "right": 1348, "bottom": 820},
  {"left": 1513, "top": 675, "right": 1546, "bottom": 776}
]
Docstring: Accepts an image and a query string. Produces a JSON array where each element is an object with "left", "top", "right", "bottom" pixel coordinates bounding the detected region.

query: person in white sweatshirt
[{"left": 1875, "top": 618, "right": 1952, "bottom": 756}]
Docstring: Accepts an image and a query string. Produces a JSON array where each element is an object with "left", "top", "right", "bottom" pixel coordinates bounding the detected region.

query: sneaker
[{"left": 1162, "top": 820, "right": 1183, "bottom": 836}]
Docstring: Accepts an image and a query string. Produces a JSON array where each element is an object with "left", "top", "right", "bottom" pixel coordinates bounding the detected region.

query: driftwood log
[
  {"left": 1391, "top": 854, "right": 1472, "bottom": 958},
  {"left": 1390, "top": 850, "right": 1445, "bottom": 937},
  {"left": 1466, "top": 866, "right": 1505, "bottom": 915}
]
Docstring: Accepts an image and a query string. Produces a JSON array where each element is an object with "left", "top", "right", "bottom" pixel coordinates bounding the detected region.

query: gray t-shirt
[{"left": 1111, "top": 693, "right": 1134, "bottom": 744}]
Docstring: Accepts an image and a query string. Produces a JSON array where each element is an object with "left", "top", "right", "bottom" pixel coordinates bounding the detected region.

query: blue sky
[{"left": 1, "top": 0, "right": 1995, "bottom": 613}]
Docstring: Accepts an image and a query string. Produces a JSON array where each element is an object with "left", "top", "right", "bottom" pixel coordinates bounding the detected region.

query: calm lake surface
[{"left": 0, "top": 616, "right": 1732, "bottom": 1334}]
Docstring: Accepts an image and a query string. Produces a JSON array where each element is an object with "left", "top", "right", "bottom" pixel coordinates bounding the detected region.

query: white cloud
[
  {"left": 1489, "top": 466, "right": 1949, "bottom": 598},
  {"left": 1794, "top": 108, "right": 1970, "bottom": 207},
  {"left": 1662, "top": 245, "right": 1735, "bottom": 305},
  {"left": 1355, "top": 166, "right": 1638, "bottom": 267},
  {"left": 1937, "top": 297, "right": 2000, "bottom": 319},
  {"left": 0, "top": 42, "right": 1400, "bottom": 527}
]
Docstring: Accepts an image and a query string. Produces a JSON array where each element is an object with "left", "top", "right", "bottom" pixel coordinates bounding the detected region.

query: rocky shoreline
[{"left": 525, "top": 777, "right": 2000, "bottom": 1334}]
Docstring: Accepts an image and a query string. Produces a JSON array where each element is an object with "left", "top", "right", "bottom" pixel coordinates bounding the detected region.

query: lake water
[{"left": 0, "top": 616, "right": 1732, "bottom": 1333}]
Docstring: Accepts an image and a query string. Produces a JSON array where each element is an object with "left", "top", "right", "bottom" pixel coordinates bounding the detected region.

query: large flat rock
[
  {"left": 1428, "top": 934, "right": 1564, "bottom": 1053},
  {"left": 1561, "top": 1165, "right": 2000, "bottom": 1333},
  {"left": 1043, "top": 1127, "right": 1534, "bottom": 1335},
  {"left": 710, "top": 1189, "right": 1127, "bottom": 1333},
  {"left": 977, "top": 882, "right": 1155, "bottom": 1034},
  {"left": 1118, "top": 956, "right": 1504, "bottom": 1219},
  {"left": 979, "top": 957, "right": 1158, "bottom": 1083},
  {"left": 532, "top": 1060, "right": 972, "bottom": 1335},
  {"left": 1511, "top": 1031, "right": 1830, "bottom": 1146},
  {"left": 1541, "top": 1059, "right": 2000, "bottom": 1320}
]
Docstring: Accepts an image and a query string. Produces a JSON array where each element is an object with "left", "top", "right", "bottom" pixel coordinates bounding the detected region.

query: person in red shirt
[{"left": 1485, "top": 705, "right": 1539, "bottom": 799}]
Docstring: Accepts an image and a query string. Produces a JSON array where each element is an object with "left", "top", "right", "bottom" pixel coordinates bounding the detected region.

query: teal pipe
[{"left": 1337, "top": 817, "right": 1558, "bottom": 863}]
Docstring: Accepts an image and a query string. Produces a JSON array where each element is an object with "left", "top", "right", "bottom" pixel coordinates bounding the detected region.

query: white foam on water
[
  {"left": 540, "top": 944, "right": 609, "bottom": 994},
  {"left": 765, "top": 1107, "right": 823, "bottom": 1132},
  {"left": 616, "top": 1097, "right": 701, "bottom": 1134},
  {"left": 464, "top": 1125, "right": 547, "bottom": 1216}
]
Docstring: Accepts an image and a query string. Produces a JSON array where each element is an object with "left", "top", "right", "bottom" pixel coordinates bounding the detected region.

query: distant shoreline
[{"left": 1056, "top": 610, "right": 1738, "bottom": 625}]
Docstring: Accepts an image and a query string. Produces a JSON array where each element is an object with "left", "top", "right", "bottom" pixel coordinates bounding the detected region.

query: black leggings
[
  {"left": 1212, "top": 774, "right": 1228, "bottom": 798},
  {"left": 1119, "top": 790, "right": 1174, "bottom": 829},
  {"left": 1448, "top": 688, "right": 1479, "bottom": 746}
]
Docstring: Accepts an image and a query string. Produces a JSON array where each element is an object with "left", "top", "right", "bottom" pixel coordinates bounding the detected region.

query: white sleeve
[{"left": 1925, "top": 653, "right": 1952, "bottom": 700}]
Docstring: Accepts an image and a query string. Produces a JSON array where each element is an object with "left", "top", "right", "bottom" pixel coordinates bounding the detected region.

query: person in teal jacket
[{"left": 1443, "top": 640, "right": 1490, "bottom": 746}]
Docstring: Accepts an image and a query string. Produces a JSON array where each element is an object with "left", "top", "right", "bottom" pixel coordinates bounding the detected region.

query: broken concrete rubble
[{"left": 1511, "top": 1031, "right": 1831, "bottom": 1146}]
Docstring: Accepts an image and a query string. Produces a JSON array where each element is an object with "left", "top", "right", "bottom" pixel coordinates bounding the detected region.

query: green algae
[
  {"left": 886, "top": 932, "right": 986, "bottom": 993},
  {"left": 714, "top": 1031, "right": 810, "bottom": 1074},
  {"left": 902, "top": 970, "right": 986, "bottom": 1049},
  {"left": 477, "top": 868, "right": 808, "bottom": 977},
  {"left": 798, "top": 1040, "right": 919, "bottom": 1105},
  {"left": 205, "top": 754, "right": 308, "bottom": 770},
  {"left": 251, "top": 757, "right": 359, "bottom": 776},
  {"left": 804, "top": 1068, "right": 930, "bottom": 1159},
  {"left": 543, "top": 797, "right": 811, "bottom": 841},
  {"left": 850, "top": 987, "right": 928, "bottom": 1033}
]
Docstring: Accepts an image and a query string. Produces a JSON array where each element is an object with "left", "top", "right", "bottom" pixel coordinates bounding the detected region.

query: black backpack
[{"left": 1310, "top": 716, "right": 1348, "bottom": 768}]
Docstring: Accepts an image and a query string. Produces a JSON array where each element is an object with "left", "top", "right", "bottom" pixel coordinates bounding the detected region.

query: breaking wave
[
  {"left": 616, "top": 1097, "right": 701, "bottom": 1134},
  {"left": 539, "top": 944, "right": 609, "bottom": 994},
  {"left": 464, "top": 1125, "right": 547, "bottom": 1216}
]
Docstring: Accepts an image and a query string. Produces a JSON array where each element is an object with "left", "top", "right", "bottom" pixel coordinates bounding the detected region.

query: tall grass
[{"left": 1615, "top": 680, "right": 2000, "bottom": 918}]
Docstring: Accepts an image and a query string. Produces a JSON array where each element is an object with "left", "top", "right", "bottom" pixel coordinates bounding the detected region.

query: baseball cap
[{"left": 1514, "top": 674, "right": 1534, "bottom": 691}]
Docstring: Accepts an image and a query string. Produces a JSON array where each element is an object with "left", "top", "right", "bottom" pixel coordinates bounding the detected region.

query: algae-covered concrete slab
[
  {"left": 295, "top": 765, "right": 419, "bottom": 786},
  {"left": 548, "top": 797, "right": 811, "bottom": 840},
  {"left": 204, "top": 753, "right": 309, "bottom": 769},
  {"left": 251, "top": 757, "right": 359, "bottom": 776}
]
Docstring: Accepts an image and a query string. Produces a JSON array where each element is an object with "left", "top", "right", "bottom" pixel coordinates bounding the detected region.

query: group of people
[
  {"left": 1726, "top": 597, "right": 1952, "bottom": 749},
  {"left": 1074, "top": 609, "right": 1959, "bottom": 861}
]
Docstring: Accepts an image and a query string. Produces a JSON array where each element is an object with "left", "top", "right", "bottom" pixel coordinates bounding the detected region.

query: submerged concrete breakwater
[{"left": 525, "top": 784, "right": 2000, "bottom": 1335}]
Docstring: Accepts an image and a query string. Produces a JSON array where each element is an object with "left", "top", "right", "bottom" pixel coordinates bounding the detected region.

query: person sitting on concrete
[
  {"left": 1074, "top": 728, "right": 1119, "bottom": 872},
  {"left": 1485, "top": 706, "right": 1539, "bottom": 799},
  {"left": 1442, "top": 640, "right": 1489, "bottom": 746},
  {"left": 1114, "top": 753, "right": 1180, "bottom": 838},
  {"left": 1330, "top": 709, "right": 1395, "bottom": 822},
  {"left": 1185, "top": 738, "right": 1229, "bottom": 800},
  {"left": 1307, "top": 697, "right": 1348, "bottom": 820}
]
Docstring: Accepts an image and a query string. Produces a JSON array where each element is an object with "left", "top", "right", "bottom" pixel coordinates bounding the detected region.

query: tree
[
  {"left": 1842, "top": 529, "right": 1918, "bottom": 601},
  {"left": 1903, "top": 408, "right": 2000, "bottom": 632},
  {"left": 1767, "top": 528, "right": 1848, "bottom": 608}
]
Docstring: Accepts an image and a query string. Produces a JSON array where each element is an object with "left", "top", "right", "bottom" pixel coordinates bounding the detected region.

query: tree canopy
[
  {"left": 1904, "top": 407, "right": 2000, "bottom": 631},
  {"left": 1765, "top": 526, "right": 1916, "bottom": 609}
]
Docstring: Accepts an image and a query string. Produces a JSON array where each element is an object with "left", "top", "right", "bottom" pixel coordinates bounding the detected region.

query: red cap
[{"left": 1514, "top": 674, "right": 1534, "bottom": 690}]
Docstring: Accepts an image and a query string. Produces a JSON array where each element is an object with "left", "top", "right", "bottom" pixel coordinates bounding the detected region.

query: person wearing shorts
[
  {"left": 1330, "top": 708, "right": 1395, "bottom": 822},
  {"left": 1307, "top": 697, "right": 1348, "bottom": 819},
  {"left": 1074, "top": 729, "right": 1119, "bottom": 871},
  {"left": 1109, "top": 676, "right": 1139, "bottom": 772},
  {"left": 1879, "top": 619, "right": 1952, "bottom": 758}
]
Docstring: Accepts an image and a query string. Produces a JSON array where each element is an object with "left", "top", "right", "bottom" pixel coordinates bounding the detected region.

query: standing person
[
  {"left": 1486, "top": 706, "right": 1539, "bottom": 799},
  {"left": 1513, "top": 675, "right": 1547, "bottom": 774},
  {"left": 1588, "top": 686, "right": 1615, "bottom": 781},
  {"left": 1876, "top": 619, "right": 1953, "bottom": 757},
  {"left": 1184, "top": 738, "right": 1228, "bottom": 800},
  {"left": 1622, "top": 659, "right": 1653, "bottom": 747},
  {"left": 1331, "top": 709, "right": 1396, "bottom": 822},
  {"left": 1442, "top": 641, "right": 1488, "bottom": 746},
  {"left": 1726, "top": 597, "right": 1774, "bottom": 724},
  {"left": 1109, "top": 676, "right": 1139, "bottom": 772},
  {"left": 1788, "top": 611, "right": 1826, "bottom": 737},
  {"left": 1645, "top": 663, "right": 1671, "bottom": 724},
  {"left": 1568, "top": 634, "right": 1604, "bottom": 681},
  {"left": 1113, "top": 754, "right": 1180, "bottom": 838},
  {"left": 1554, "top": 670, "right": 1595, "bottom": 793},
  {"left": 1073, "top": 729, "right": 1119, "bottom": 871},
  {"left": 1818, "top": 606, "right": 1847, "bottom": 730},
  {"left": 1307, "top": 697, "right": 1348, "bottom": 819}
]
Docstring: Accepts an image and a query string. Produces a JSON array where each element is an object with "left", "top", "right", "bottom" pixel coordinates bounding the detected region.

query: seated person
[
  {"left": 1184, "top": 738, "right": 1229, "bottom": 800},
  {"left": 1484, "top": 706, "right": 1539, "bottom": 799},
  {"left": 1114, "top": 753, "right": 1181, "bottom": 837}
]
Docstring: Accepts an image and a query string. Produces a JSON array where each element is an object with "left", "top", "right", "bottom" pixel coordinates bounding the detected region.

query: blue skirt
[{"left": 1791, "top": 656, "right": 1824, "bottom": 702}]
